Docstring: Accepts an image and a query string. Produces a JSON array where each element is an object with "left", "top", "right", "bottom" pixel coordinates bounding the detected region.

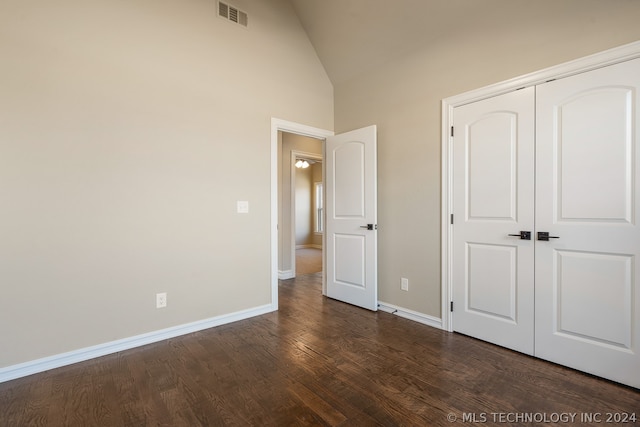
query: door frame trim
[
  {"left": 441, "top": 40, "right": 640, "bottom": 332},
  {"left": 271, "top": 118, "right": 333, "bottom": 310}
]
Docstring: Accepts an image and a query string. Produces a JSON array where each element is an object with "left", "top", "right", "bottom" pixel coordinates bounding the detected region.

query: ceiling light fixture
[{"left": 295, "top": 159, "right": 310, "bottom": 168}]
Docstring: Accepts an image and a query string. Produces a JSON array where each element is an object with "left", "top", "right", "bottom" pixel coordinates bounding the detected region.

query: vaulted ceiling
[
  {"left": 289, "top": 0, "right": 473, "bottom": 84},
  {"left": 289, "top": 0, "right": 634, "bottom": 85}
]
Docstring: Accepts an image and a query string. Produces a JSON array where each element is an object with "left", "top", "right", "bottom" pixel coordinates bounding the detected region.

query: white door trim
[
  {"left": 441, "top": 40, "right": 640, "bottom": 332},
  {"left": 271, "top": 118, "right": 333, "bottom": 310}
]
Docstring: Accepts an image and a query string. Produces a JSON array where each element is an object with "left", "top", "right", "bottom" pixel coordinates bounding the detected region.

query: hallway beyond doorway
[{"left": 295, "top": 247, "right": 322, "bottom": 275}]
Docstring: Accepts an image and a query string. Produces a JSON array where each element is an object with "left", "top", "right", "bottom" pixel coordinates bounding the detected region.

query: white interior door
[
  {"left": 451, "top": 88, "right": 535, "bottom": 354},
  {"left": 325, "top": 125, "right": 378, "bottom": 311},
  {"left": 535, "top": 58, "right": 640, "bottom": 388}
]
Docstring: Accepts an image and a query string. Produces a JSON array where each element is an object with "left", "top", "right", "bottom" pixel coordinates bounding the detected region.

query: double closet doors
[{"left": 451, "top": 58, "right": 640, "bottom": 389}]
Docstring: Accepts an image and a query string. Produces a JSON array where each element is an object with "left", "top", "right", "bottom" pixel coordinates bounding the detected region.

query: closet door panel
[
  {"left": 451, "top": 87, "right": 535, "bottom": 355},
  {"left": 535, "top": 58, "right": 640, "bottom": 389}
]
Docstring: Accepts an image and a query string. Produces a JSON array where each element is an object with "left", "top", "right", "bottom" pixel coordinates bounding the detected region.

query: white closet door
[
  {"left": 535, "top": 58, "right": 640, "bottom": 388},
  {"left": 452, "top": 88, "right": 535, "bottom": 354}
]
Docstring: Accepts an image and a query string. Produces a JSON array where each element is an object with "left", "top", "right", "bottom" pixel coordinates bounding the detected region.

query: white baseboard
[
  {"left": 378, "top": 301, "right": 443, "bottom": 330},
  {"left": 0, "top": 303, "right": 275, "bottom": 384},
  {"left": 279, "top": 270, "right": 294, "bottom": 279}
]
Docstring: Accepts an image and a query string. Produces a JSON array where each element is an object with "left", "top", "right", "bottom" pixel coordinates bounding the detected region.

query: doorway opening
[
  {"left": 291, "top": 150, "right": 323, "bottom": 276},
  {"left": 286, "top": 144, "right": 323, "bottom": 278},
  {"left": 270, "top": 119, "right": 333, "bottom": 310}
]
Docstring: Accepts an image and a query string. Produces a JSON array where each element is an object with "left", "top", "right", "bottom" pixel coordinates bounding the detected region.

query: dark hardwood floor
[{"left": 1, "top": 273, "right": 638, "bottom": 426}]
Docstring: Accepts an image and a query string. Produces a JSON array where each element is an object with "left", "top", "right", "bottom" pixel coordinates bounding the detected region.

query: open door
[{"left": 325, "top": 125, "right": 378, "bottom": 311}]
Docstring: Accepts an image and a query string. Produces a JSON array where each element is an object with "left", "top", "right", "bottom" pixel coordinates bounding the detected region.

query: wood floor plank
[
  {"left": 287, "top": 381, "right": 348, "bottom": 426},
  {"left": 1, "top": 272, "right": 638, "bottom": 426}
]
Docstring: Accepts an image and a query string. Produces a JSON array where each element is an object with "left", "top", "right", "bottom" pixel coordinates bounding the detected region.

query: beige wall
[
  {"left": 295, "top": 167, "right": 312, "bottom": 246},
  {"left": 310, "top": 162, "right": 323, "bottom": 248},
  {"left": 334, "top": 3, "right": 640, "bottom": 318},
  {"left": 0, "top": 0, "right": 332, "bottom": 368}
]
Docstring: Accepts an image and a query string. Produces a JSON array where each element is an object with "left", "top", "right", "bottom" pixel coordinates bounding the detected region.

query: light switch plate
[{"left": 237, "top": 200, "right": 249, "bottom": 213}]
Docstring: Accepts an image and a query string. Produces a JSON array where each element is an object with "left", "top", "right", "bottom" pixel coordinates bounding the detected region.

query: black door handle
[
  {"left": 508, "top": 231, "right": 531, "bottom": 240},
  {"left": 360, "top": 224, "right": 377, "bottom": 230},
  {"left": 537, "top": 232, "right": 559, "bottom": 241}
]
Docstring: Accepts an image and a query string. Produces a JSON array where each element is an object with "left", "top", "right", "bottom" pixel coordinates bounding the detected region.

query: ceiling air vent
[{"left": 218, "top": 1, "right": 248, "bottom": 27}]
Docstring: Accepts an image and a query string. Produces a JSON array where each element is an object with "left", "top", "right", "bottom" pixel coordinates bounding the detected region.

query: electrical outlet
[
  {"left": 156, "top": 292, "right": 167, "bottom": 308},
  {"left": 401, "top": 278, "right": 409, "bottom": 291}
]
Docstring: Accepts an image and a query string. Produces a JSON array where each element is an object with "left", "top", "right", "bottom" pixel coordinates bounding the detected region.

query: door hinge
[
  {"left": 450, "top": 126, "right": 454, "bottom": 137},
  {"left": 450, "top": 214, "right": 454, "bottom": 225},
  {"left": 450, "top": 301, "right": 454, "bottom": 312}
]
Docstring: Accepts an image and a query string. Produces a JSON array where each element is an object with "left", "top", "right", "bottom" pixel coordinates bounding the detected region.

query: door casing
[{"left": 441, "top": 40, "right": 640, "bottom": 332}]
